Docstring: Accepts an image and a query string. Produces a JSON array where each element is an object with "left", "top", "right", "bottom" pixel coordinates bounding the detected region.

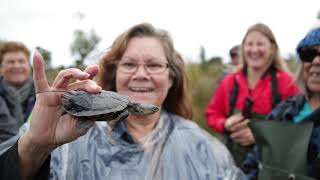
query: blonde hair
[{"left": 239, "top": 23, "right": 289, "bottom": 72}]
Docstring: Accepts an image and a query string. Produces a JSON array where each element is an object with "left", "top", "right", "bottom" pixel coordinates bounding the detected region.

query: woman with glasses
[
  {"left": 0, "top": 23, "right": 247, "bottom": 180},
  {"left": 205, "top": 23, "right": 300, "bottom": 166},
  {"left": 242, "top": 26, "right": 320, "bottom": 180}
]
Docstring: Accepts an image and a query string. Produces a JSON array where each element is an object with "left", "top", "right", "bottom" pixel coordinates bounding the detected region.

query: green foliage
[
  {"left": 199, "top": 46, "right": 207, "bottom": 71},
  {"left": 207, "top": 56, "right": 223, "bottom": 65},
  {"left": 36, "top": 46, "right": 52, "bottom": 70},
  {"left": 284, "top": 53, "right": 299, "bottom": 75},
  {"left": 35, "top": 46, "right": 57, "bottom": 84},
  {"left": 70, "top": 29, "right": 101, "bottom": 69},
  {"left": 187, "top": 61, "right": 226, "bottom": 136}
]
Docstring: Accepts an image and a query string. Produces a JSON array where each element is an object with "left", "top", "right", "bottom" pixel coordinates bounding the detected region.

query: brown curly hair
[
  {"left": 0, "top": 41, "right": 30, "bottom": 66},
  {"left": 97, "top": 23, "right": 193, "bottom": 119}
]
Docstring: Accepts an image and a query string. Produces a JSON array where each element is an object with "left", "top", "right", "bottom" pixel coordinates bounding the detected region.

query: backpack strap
[
  {"left": 270, "top": 67, "right": 281, "bottom": 108},
  {"left": 228, "top": 77, "right": 239, "bottom": 117},
  {"left": 228, "top": 67, "right": 281, "bottom": 116}
]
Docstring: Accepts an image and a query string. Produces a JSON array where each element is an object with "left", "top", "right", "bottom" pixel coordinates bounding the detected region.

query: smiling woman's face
[
  {"left": 115, "top": 37, "right": 172, "bottom": 106},
  {"left": 243, "top": 31, "right": 274, "bottom": 72},
  {"left": 303, "top": 46, "right": 320, "bottom": 94},
  {"left": 0, "top": 51, "right": 31, "bottom": 88}
]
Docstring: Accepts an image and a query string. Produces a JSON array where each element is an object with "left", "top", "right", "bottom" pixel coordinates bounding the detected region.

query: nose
[
  {"left": 132, "top": 64, "right": 150, "bottom": 78},
  {"left": 250, "top": 45, "right": 259, "bottom": 54},
  {"left": 11, "top": 61, "right": 20, "bottom": 68},
  {"left": 311, "top": 54, "right": 320, "bottom": 64}
]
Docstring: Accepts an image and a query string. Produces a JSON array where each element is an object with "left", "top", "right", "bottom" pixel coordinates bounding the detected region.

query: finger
[
  {"left": 33, "top": 50, "right": 50, "bottom": 93},
  {"left": 230, "top": 128, "right": 254, "bottom": 145},
  {"left": 236, "top": 138, "right": 251, "bottom": 146},
  {"left": 83, "top": 65, "right": 100, "bottom": 80},
  {"left": 225, "top": 113, "right": 244, "bottom": 130},
  {"left": 237, "top": 134, "right": 255, "bottom": 146},
  {"left": 52, "top": 68, "right": 90, "bottom": 89},
  {"left": 67, "top": 80, "right": 102, "bottom": 93},
  {"left": 230, "top": 127, "right": 247, "bottom": 139},
  {"left": 229, "top": 119, "right": 250, "bottom": 132}
]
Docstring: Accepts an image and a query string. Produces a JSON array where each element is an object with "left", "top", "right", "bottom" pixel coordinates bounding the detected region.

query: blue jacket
[{"left": 241, "top": 95, "right": 320, "bottom": 179}]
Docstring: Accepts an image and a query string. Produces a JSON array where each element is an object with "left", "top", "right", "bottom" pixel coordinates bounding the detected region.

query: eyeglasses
[
  {"left": 117, "top": 60, "right": 169, "bottom": 74},
  {"left": 299, "top": 48, "right": 320, "bottom": 63}
]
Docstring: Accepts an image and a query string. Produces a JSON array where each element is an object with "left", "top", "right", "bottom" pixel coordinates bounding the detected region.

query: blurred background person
[
  {"left": 0, "top": 41, "right": 35, "bottom": 143},
  {"left": 229, "top": 45, "right": 240, "bottom": 71},
  {"left": 218, "top": 45, "right": 241, "bottom": 82},
  {"left": 242, "top": 26, "right": 320, "bottom": 180},
  {"left": 205, "top": 23, "right": 300, "bottom": 166}
]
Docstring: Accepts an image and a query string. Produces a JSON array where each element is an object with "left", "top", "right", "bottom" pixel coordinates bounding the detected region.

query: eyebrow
[{"left": 122, "top": 56, "right": 165, "bottom": 62}]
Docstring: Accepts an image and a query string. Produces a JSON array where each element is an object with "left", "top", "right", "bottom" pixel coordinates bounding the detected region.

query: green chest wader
[
  {"left": 226, "top": 110, "right": 266, "bottom": 166},
  {"left": 250, "top": 119, "right": 316, "bottom": 180},
  {"left": 226, "top": 67, "right": 281, "bottom": 166}
]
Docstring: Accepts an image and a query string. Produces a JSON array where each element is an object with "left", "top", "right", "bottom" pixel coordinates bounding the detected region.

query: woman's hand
[
  {"left": 224, "top": 113, "right": 255, "bottom": 146},
  {"left": 17, "top": 51, "right": 101, "bottom": 178}
]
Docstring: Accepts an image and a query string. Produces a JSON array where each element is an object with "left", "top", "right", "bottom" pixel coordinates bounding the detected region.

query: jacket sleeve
[
  {"left": 0, "top": 141, "right": 51, "bottom": 180},
  {"left": 241, "top": 145, "right": 260, "bottom": 180},
  {"left": 205, "top": 78, "right": 230, "bottom": 133},
  {"left": 0, "top": 98, "right": 20, "bottom": 143}
]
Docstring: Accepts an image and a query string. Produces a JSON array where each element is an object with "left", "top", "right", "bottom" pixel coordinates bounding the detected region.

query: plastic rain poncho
[{"left": 0, "top": 111, "right": 248, "bottom": 180}]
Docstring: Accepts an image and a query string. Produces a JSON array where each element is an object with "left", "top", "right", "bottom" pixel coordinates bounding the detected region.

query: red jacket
[{"left": 205, "top": 69, "right": 300, "bottom": 133}]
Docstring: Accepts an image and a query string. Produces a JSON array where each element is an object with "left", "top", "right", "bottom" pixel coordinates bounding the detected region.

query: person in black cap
[
  {"left": 229, "top": 45, "right": 240, "bottom": 70},
  {"left": 242, "top": 26, "right": 320, "bottom": 180}
]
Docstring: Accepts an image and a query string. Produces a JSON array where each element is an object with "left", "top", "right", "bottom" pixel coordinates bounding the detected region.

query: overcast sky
[{"left": 0, "top": 0, "right": 319, "bottom": 67}]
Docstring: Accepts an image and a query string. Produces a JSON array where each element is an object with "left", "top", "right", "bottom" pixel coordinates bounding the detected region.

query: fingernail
[{"left": 30, "top": 48, "right": 37, "bottom": 62}]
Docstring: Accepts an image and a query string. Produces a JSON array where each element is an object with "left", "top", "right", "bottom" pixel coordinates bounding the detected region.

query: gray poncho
[{"left": 0, "top": 111, "right": 247, "bottom": 180}]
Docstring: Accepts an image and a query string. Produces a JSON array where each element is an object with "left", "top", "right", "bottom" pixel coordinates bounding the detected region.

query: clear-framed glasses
[{"left": 117, "top": 60, "right": 169, "bottom": 74}]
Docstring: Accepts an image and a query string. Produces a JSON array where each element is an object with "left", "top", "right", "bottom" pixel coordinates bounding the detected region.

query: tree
[
  {"left": 36, "top": 46, "right": 52, "bottom": 70},
  {"left": 199, "top": 46, "right": 208, "bottom": 71},
  {"left": 207, "top": 56, "right": 223, "bottom": 65},
  {"left": 70, "top": 29, "right": 101, "bottom": 69},
  {"left": 35, "top": 46, "right": 58, "bottom": 84}
]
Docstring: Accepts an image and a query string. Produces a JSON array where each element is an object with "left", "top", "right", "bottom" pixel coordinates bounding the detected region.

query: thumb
[{"left": 33, "top": 50, "right": 50, "bottom": 93}]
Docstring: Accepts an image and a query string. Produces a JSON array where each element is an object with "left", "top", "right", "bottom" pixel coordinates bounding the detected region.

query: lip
[
  {"left": 247, "top": 55, "right": 262, "bottom": 61},
  {"left": 308, "top": 72, "right": 320, "bottom": 82},
  {"left": 309, "top": 67, "right": 320, "bottom": 75},
  {"left": 129, "top": 87, "right": 154, "bottom": 92},
  {"left": 9, "top": 69, "right": 26, "bottom": 73}
]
